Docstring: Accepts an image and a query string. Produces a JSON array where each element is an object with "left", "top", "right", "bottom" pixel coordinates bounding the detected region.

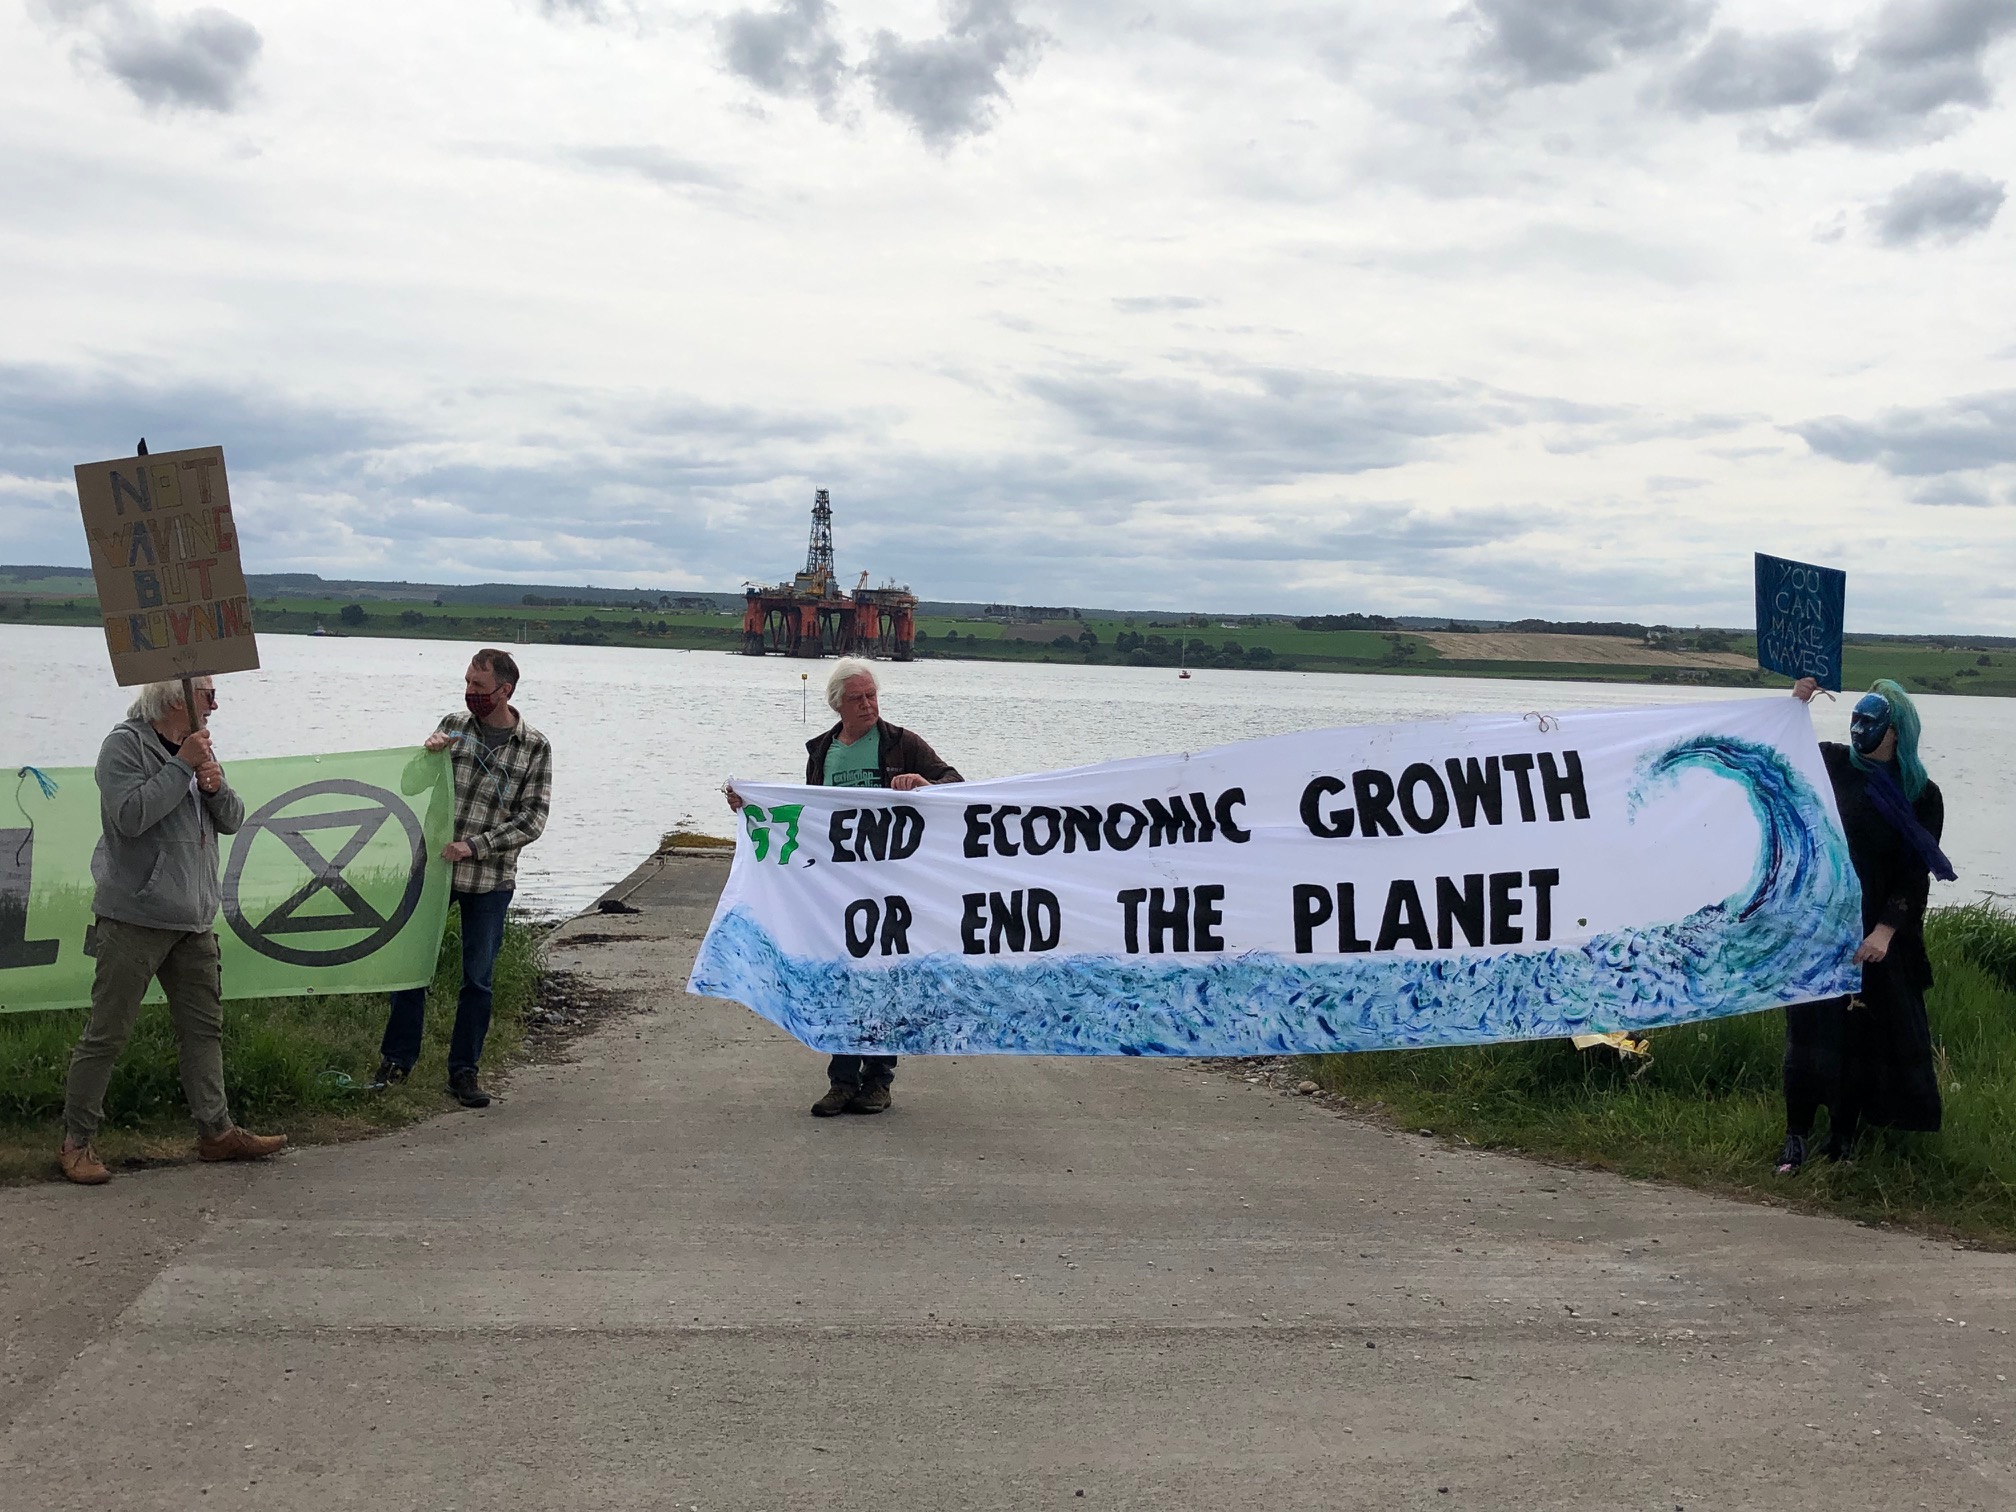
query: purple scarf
[{"left": 1862, "top": 762, "right": 1956, "bottom": 883}]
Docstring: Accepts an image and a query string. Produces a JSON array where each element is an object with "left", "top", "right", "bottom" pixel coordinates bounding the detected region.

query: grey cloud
[
  {"left": 1666, "top": 28, "right": 1838, "bottom": 113},
  {"left": 1112, "top": 296, "right": 1213, "bottom": 313},
  {"left": 862, "top": 0, "right": 1044, "bottom": 146},
  {"left": 1025, "top": 365, "right": 1614, "bottom": 485},
  {"left": 0, "top": 361, "right": 411, "bottom": 570},
  {"left": 1808, "top": 0, "right": 2016, "bottom": 145},
  {"left": 838, "top": 479, "right": 1577, "bottom": 607},
  {"left": 37, "top": 0, "right": 261, "bottom": 113},
  {"left": 1541, "top": 412, "right": 1753, "bottom": 455},
  {"left": 7, "top": 361, "right": 1984, "bottom": 624},
  {"left": 1468, "top": 0, "right": 1712, "bottom": 87},
  {"left": 1868, "top": 169, "right": 2005, "bottom": 244},
  {"left": 0, "top": 356, "right": 1596, "bottom": 609},
  {"left": 563, "top": 146, "right": 735, "bottom": 191},
  {"left": 1910, "top": 478, "right": 2006, "bottom": 505},
  {"left": 1395, "top": 221, "right": 1715, "bottom": 286},
  {"left": 1793, "top": 389, "right": 2016, "bottom": 475},
  {"left": 1655, "top": 0, "right": 2016, "bottom": 146},
  {"left": 718, "top": 0, "right": 847, "bottom": 113},
  {"left": 0, "top": 359, "right": 1163, "bottom": 596},
  {"left": 0, "top": 359, "right": 845, "bottom": 544},
  {"left": 0, "top": 362, "right": 407, "bottom": 480},
  {"left": 1264, "top": 505, "right": 1564, "bottom": 561}
]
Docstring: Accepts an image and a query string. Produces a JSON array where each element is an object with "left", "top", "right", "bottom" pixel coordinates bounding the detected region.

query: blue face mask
[{"left": 1850, "top": 693, "right": 1892, "bottom": 756}]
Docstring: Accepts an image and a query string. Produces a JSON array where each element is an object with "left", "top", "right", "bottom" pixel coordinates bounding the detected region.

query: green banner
[{"left": 2, "top": 747, "right": 454, "bottom": 1012}]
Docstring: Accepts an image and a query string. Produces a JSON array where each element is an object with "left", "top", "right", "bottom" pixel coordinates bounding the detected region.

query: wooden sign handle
[{"left": 182, "top": 676, "right": 207, "bottom": 731}]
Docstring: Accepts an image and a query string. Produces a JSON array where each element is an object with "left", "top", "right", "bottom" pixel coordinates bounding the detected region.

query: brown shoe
[
  {"left": 848, "top": 1083, "right": 892, "bottom": 1115},
  {"left": 197, "top": 1126, "right": 288, "bottom": 1162},
  {"left": 57, "top": 1142, "right": 111, "bottom": 1185},
  {"left": 810, "top": 1083, "right": 855, "bottom": 1118}
]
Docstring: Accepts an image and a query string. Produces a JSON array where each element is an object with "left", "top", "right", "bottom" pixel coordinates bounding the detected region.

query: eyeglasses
[{"left": 198, "top": 689, "right": 220, "bottom": 707}]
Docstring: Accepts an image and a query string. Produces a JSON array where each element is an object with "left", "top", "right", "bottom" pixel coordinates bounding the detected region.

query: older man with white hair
[
  {"left": 728, "top": 656, "right": 962, "bottom": 1116},
  {"left": 56, "top": 677, "right": 287, "bottom": 1184}
]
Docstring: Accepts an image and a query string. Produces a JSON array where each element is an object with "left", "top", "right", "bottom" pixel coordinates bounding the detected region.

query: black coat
[
  {"left": 1782, "top": 743, "right": 1947, "bottom": 1134},
  {"left": 1821, "top": 741, "right": 1943, "bottom": 994}
]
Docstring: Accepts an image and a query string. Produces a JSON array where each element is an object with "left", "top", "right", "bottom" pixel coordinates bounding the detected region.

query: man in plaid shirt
[{"left": 375, "top": 648, "right": 552, "bottom": 1107}]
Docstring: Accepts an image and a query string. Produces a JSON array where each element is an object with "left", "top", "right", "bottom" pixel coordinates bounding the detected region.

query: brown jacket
[{"left": 804, "top": 720, "right": 963, "bottom": 787}]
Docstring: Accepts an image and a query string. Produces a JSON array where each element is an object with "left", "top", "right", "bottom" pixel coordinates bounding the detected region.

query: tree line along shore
[{"left": 6, "top": 587, "right": 2014, "bottom": 697}]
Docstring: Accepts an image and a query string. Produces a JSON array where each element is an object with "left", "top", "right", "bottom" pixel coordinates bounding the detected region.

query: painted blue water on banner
[{"left": 690, "top": 734, "right": 1863, "bottom": 1056}]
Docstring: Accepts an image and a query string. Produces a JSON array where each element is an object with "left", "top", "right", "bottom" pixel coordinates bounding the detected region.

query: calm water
[{"left": 7, "top": 624, "right": 2011, "bottom": 916}]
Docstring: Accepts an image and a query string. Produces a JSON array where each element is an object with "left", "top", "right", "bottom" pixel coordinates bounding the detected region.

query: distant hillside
[{"left": 2, "top": 564, "right": 2010, "bottom": 646}]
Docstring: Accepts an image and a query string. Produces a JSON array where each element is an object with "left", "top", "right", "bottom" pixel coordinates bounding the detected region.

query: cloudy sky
[{"left": 3, "top": 0, "right": 2013, "bottom": 628}]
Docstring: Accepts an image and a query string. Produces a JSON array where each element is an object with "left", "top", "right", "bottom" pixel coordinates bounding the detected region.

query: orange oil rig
[{"left": 740, "top": 490, "right": 917, "bottom": 659}]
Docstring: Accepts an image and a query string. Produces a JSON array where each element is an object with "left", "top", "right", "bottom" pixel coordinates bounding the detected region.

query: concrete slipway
[{"left": 2, "top": 854, "right": 2012, "bottom": 1510}]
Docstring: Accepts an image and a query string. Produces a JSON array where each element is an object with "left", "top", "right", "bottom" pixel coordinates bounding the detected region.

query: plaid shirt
[{"left": 434, "top": 709, "right": 552, "bottom": 895}]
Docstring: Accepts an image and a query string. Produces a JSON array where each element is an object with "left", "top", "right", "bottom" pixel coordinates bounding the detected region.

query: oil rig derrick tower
[
  {"left": 741, "top": 490, "right": 916, "bottom": 661},
  {"left": 803, "top": 489, "right": 835, "bottom": 589}
]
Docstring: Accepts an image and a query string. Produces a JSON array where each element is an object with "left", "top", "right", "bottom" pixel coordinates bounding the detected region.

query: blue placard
[{"left": 1754, "top": 552, "right": 1845, "bottom": 690}]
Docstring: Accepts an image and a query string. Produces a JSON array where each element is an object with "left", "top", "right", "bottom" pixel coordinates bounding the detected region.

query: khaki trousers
[{"left": 63, "top": 919, "right": 232, "bottom": 1142}]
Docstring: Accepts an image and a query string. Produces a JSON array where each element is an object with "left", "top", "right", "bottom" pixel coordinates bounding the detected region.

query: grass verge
[
  {"left": 0, "top": 913, "right": 543, "bottom": 1184},
  {"left": 1305, "top": 903, "right": 2016, "bottom": 1247}
]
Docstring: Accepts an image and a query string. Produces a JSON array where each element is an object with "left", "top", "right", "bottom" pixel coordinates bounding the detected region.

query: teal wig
[{"left": 1851, "top": 678, "right": 1930, "bottom": 799}]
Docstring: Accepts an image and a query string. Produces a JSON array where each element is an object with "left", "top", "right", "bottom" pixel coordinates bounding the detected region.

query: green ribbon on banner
[{"left": 2, "top": 747, "right": 454, "bottom": 1013}]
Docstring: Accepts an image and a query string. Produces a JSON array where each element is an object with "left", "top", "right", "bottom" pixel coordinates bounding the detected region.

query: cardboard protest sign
[
  {"left": 692, "top": 698, "right": 1863, "bottom": 1057},
  {"left": 1754, "top": 552, "right": 1845, "bottom": 691},
  {"left": 74, "top": 445, "right": 258, "bottom": 686}
]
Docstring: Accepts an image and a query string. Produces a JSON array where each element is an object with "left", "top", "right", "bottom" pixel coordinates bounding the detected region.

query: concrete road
[{"left": 4, "top": 854, "right": 2012, "bottom": 1510}]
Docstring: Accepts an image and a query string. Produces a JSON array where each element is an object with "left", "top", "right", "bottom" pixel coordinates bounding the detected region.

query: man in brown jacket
[{"left": 727, "top": 656, "right": 961, "bottom": 1117}]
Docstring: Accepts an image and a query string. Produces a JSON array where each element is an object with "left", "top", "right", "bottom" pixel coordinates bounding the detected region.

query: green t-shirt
[{"left": 823, "top": 727, "right": 882, "bottom": 788}]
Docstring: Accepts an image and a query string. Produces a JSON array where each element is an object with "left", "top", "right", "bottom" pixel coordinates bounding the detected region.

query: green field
[
  {"left": 1306, "top": 903, "right": 2016, "bottom": 1247},
  {"left": 6, "top": 583, "right": 2012, "bottom": 697},
  {"left": 914, "top": 619, "right": 2016, "bottom": 695}
]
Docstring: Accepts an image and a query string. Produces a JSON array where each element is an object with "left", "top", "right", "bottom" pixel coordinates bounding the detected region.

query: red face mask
[{"left": 465, "top": 690, "right": 498, "bottom": 718}]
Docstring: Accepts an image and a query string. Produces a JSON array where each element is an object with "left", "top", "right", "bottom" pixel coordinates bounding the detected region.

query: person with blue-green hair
[{"left": 1779, "top": 676, "right": 1955, "bottom": 1173}]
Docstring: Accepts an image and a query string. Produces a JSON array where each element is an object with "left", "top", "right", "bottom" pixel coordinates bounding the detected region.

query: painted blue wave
[{"left": 689, "top": 734, "right": 1864, "bottom": 1055}]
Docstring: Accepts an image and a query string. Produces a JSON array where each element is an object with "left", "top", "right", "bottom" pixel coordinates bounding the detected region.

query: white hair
[
  {"left": 126, "top": 678, "right": 210, "bottom": 722},
  {"left": 825, "top": 657, "right": 878, "bottom": 711}
]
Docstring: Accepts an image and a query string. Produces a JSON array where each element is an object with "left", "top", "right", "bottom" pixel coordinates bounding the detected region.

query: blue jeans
[{"left": 381, "top": 888, "right": 512, "bottom": 1075}]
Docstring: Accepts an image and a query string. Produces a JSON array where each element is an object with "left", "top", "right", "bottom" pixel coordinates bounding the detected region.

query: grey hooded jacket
[{"left": 91, "top": 717, "right": 246, "bottom": 933}]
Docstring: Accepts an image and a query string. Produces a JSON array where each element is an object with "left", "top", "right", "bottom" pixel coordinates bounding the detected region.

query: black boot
[
  {"left": 1774, "top": 1133, "right": 1807, "bottom": 1175},
  {"left": 373, "top": 1058, "right": 410, "bottom": 1089},
  {"left": 1819, "top": 1109, "right": 1860, "bottom": 1163},
  {"left": 447, "top": 1068, "right": 491, "bottom": 1108}
]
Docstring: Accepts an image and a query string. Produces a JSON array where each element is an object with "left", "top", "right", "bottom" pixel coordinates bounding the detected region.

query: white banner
[{"left": 690, "top": 697, "right": 1863, "bottom": 1056}]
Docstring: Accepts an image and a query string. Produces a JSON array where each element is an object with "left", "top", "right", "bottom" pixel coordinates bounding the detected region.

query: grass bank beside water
[
  {"left": 1306, "top": 903, "right": 2016, "bottom": 1247},
  {"left": 0, "top": 914, "right": 543, "bottom": 1183}
]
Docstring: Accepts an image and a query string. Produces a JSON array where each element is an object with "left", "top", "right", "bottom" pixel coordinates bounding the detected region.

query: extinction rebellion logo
[{"left": 223, "top": 779, "right": 428, "bottom": 967}]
